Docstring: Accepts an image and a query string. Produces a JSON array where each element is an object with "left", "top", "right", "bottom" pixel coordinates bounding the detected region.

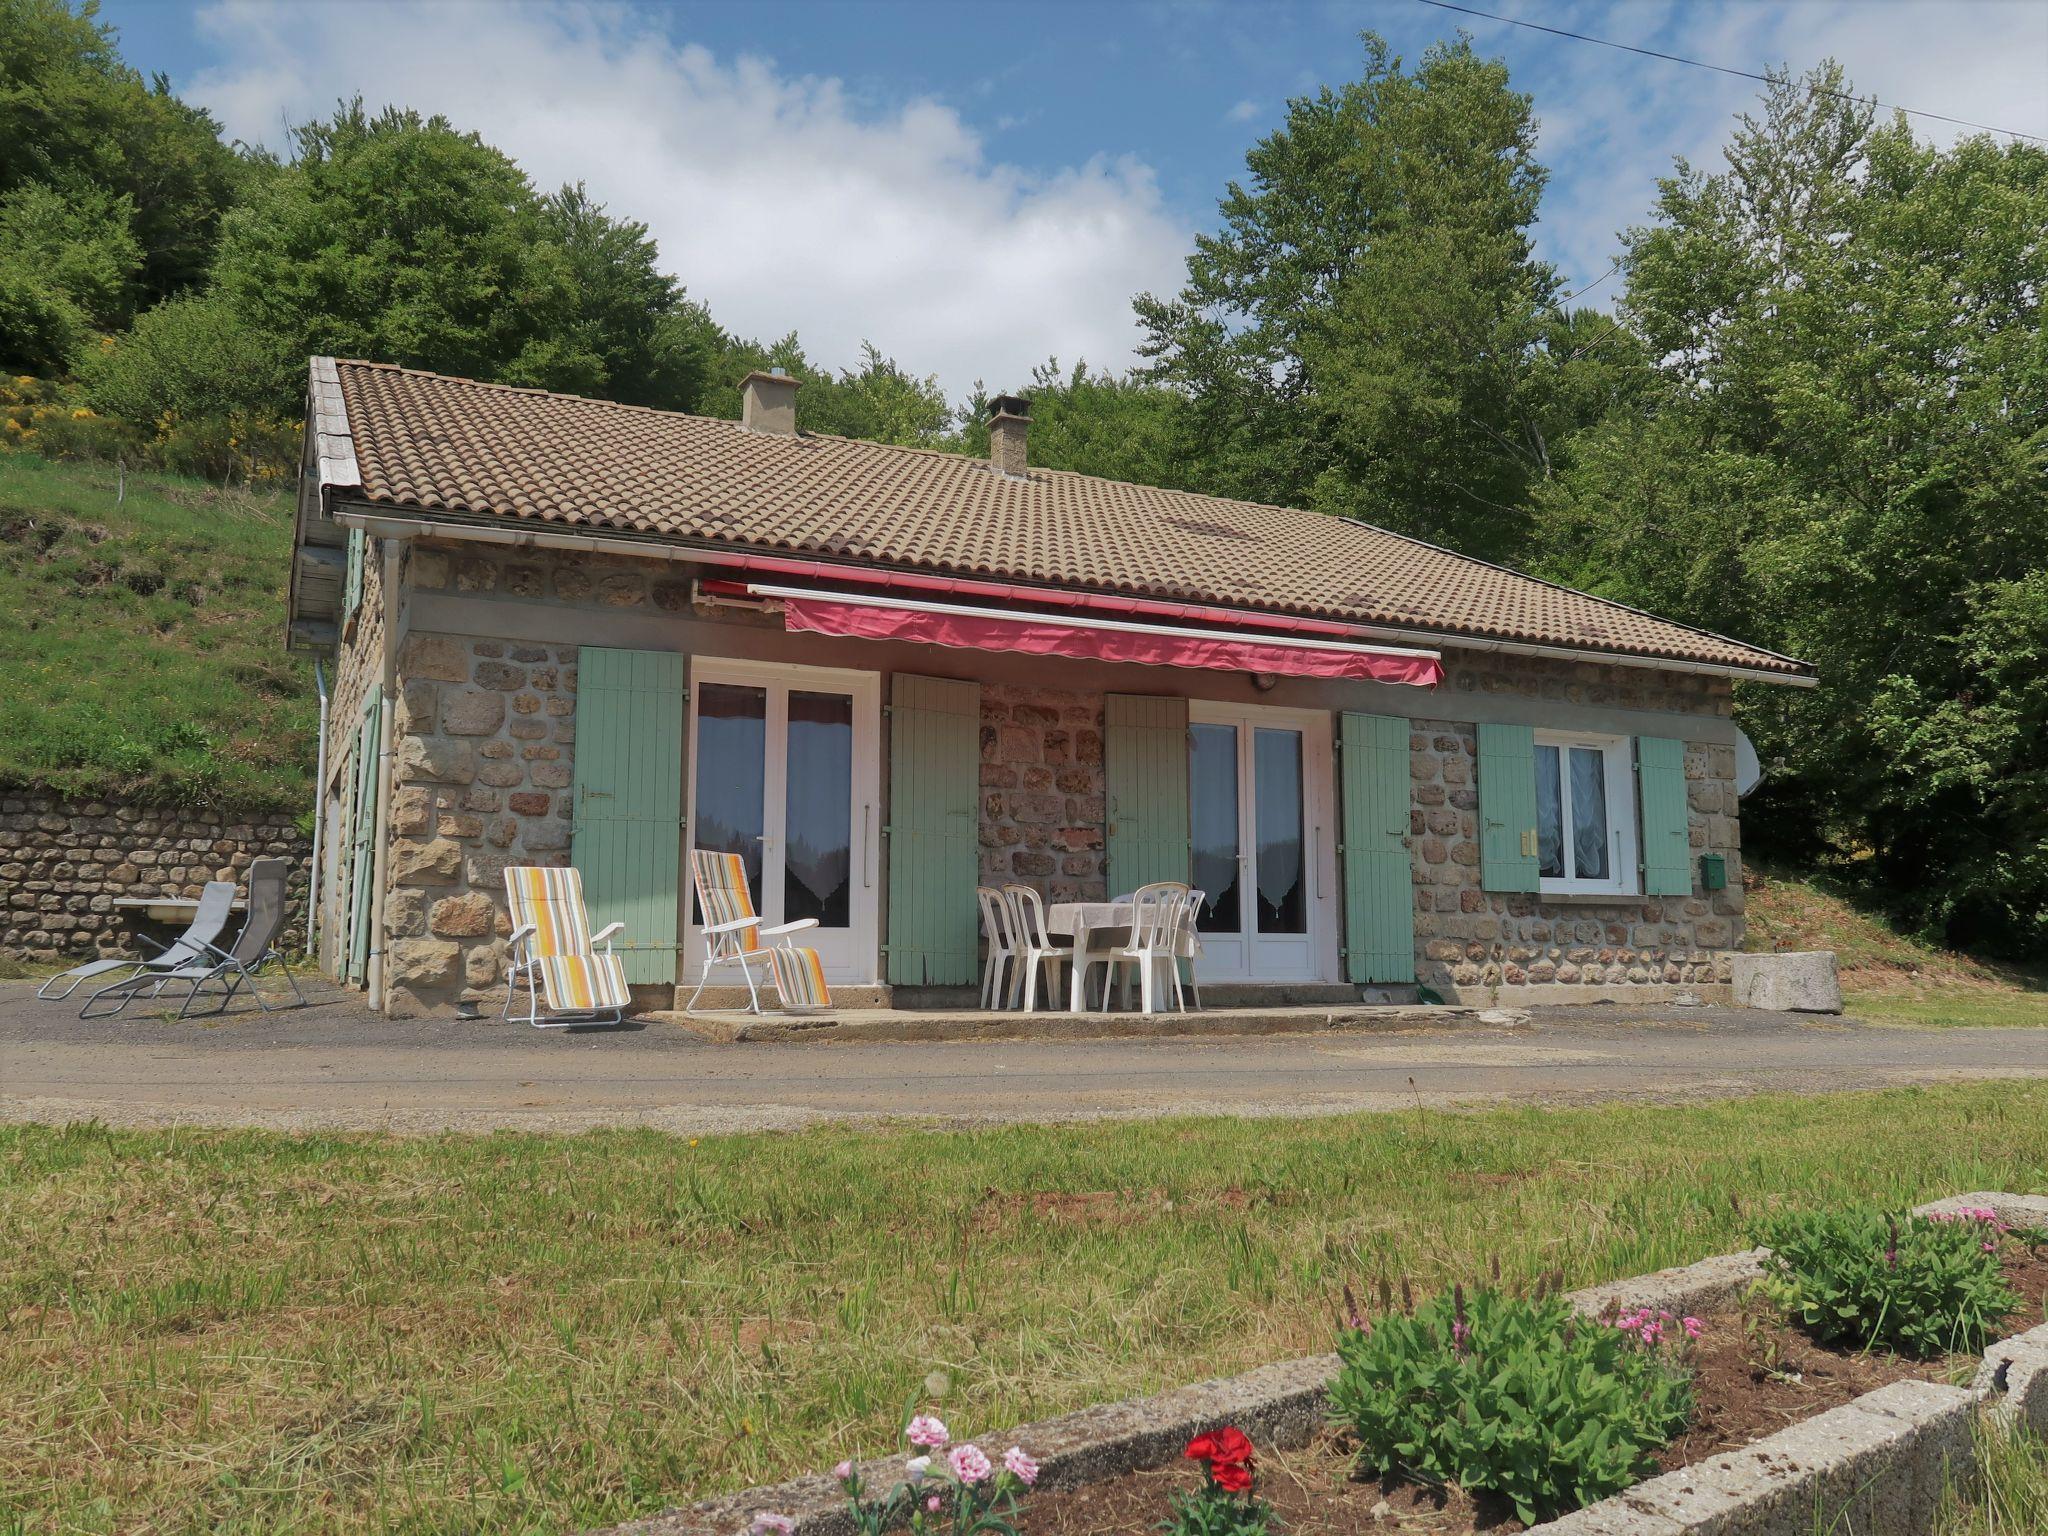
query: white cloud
[
  {"left": 187, "top": 1, "right": 1192, "bottom": 402},
  {"left": 1496, "top": 0, "right": 2048, "bottom": 304},
  {"left": 1225, "top": 98, "right": 1261, "bottom": 123}
]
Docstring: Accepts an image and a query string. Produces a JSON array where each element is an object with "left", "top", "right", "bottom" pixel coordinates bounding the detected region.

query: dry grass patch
[{"left": 3, "top": 1087, "right": 2047, "bottom": 1534}]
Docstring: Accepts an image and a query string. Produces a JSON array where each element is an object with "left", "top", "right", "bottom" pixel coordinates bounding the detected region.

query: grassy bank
[
  {"left": 3, "top": 1086, "right": 2045, "bottom": 1534},
  {"left": 1746, "top": 866, "right": 2048, "bottom": 1028},
  {"left": 0, "top": 450, "right": 312, "bottom": 812}
]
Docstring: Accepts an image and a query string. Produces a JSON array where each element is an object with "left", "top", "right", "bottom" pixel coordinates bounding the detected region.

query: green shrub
[
  {"left": 1328, "top": 1286, "right": 1695, "bottom": 1525},
  {"left": 1756, "top": 1207, "right": 2022, "bottom": 1358}
]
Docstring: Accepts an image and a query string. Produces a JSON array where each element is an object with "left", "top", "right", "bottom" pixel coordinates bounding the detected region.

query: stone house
[{"left": 286, "top": 357, "right": 1814, "bottom": 1018}]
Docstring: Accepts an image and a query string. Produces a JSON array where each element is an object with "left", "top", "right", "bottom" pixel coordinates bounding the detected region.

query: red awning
[{"left": 763, "top": 588, "right": 1441, "bottom": 687}]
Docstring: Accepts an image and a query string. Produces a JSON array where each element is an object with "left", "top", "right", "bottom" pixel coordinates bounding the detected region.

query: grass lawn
[
  {"left": 1938, "top": 1423, "right": 2048, "bottom": 1535},
  {"left": 1847, "top": 990, "right": 2048, "bottom": 1030},
  {"left": 4, "top": 1086, "right": 2047, "bottom": 1535}
]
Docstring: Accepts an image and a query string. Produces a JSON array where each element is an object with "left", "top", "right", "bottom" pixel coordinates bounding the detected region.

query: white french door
[
  {"left": 684, "top": 658, "right": 880, "bottom": 983},
  {"left": 1187, "top": 702, "right": 1337, "bottom": 983}
]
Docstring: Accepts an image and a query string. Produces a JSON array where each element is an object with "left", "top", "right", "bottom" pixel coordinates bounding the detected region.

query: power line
[{"left": 1411, "top": 0, "right": 2047, "bottom": 146}]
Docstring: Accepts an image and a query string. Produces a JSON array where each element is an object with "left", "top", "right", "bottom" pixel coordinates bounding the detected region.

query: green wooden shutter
[
  {"left": 1104, "top": 694, "right": 1191, "bottom": 893},
  {"left": 1340, "top": 712, "right": 1414, "bottom": 983},
  {"left": 342, "top": 528, "right": 365, "bottom": 620},
  {"left": 1636, "top": 736, "right": 1693, "bottom": 897},
  {"left": 570, "top": 647, "right": 685, "bottom": 985},
  {"left": 1477, "top": 721, "right": 1539, "bottom": 893},
  {"left": 885, "top": 674, "right": 980, "bottom": 985},
  {"left": 345, "top": 683, "right": 382, "bottom": 985}
]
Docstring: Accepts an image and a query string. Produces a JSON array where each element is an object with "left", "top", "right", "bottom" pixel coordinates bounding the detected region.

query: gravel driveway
[{"left": 3, "top": 979, "right": 2043, "bottom": 1135}]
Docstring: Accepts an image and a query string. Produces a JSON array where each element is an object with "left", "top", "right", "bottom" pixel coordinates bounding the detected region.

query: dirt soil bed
[{"left": 1026, "top": 1250, "right": 2048, "bottom": 1535}]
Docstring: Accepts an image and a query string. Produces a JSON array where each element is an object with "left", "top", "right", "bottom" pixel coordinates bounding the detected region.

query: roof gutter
[{"left": 327, "top": 504, "right": 1819, "bottom": 689}]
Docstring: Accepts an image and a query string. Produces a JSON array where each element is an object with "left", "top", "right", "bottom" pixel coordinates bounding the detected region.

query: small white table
[
  {"left": 1045, "top": 900, "right": 1197, "bottom": 1013},
  {"left": 111, "top": 895, "right": 245, "bottom": 923}
]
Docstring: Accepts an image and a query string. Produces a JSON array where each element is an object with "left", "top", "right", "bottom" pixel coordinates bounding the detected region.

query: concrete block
[
  {"left": 1729, "top": 950, "right": 1842, "bottom": 1012},
  {"left": 1915, "top": 1192, "right": 2048, "bottom": 1231},
  {"left": 1542, "top": 1380, "right": 1977, "bottom": 1536},
  {"left": 1978, "top": 1342, "right": 2048, "bottom": 1434},
  {"left": 1568, "top": 1249, "right": 1768, "bottom": 1321}
]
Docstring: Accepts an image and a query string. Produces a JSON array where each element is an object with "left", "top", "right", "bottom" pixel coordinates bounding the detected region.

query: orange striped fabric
[
  {"left": 505, "top": 865, "right": 630, "bottom": 1010},
  {"left": 537, "top": 953, "right": 630, "bottom": 1010},
  {"left": 690, "top": 850, "right": 761, "bottom": 952},
  {"left": 768, "top": 945, "right": 831, "bottom": 1009}
]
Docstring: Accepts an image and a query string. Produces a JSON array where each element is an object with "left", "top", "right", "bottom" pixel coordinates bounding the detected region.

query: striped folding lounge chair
[
  {"left": 502, "top": 865, "right": 630, "bottom": 1028},
  {"left": 684, "top": 849, "right": 828, "bottom": 1014}
]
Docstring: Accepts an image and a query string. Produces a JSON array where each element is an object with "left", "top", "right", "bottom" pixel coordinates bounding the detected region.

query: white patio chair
[
  {"left": 684, "top": 849, "right": 819, "bottom": 1014},
  {"left": 1103, "top": 881, "right": 1192, "bottom": 1015},
  {"left": 1003, "top": 884, "right": 1072, "bottom": 1013},
  {"left": 1179, "top": 888, "right": 1207, "bottom": 1011},
  {"left": 977, "top": 885, "right": 1021, "bottom": 1009}
]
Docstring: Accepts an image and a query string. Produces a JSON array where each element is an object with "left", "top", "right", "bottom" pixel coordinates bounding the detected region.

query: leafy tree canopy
[
  {"left": 1537, "top": 66, "right": 2048, "bottom": 954},
  {"left": 0, "top": 0, "right": 242, "bottom": 303},
  {"left": 1136, "top": 33, "right": 1631, "bottom": 560}
]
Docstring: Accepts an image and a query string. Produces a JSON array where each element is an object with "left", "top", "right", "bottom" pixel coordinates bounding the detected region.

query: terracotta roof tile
[{"left": 327, "top": 359, "right": 1810, "bottom": 679}]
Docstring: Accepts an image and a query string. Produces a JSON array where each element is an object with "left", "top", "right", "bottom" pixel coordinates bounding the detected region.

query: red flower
[
  {"left": 1212, "top": 1460, "right": 1254, "bottom": 1493},
  {"left": 1185, "top": 1426, "right": 1256, "bottom": 1493}
]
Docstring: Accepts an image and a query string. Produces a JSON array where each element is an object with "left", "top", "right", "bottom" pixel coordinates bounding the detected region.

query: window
[{"left": 1533, "top": 732, "right": 1638, "bottom": 895}]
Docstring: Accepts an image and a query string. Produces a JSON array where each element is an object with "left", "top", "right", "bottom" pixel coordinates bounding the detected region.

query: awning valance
[{"left": 743, "top": 584, "right": 1442, "bottom": 687}]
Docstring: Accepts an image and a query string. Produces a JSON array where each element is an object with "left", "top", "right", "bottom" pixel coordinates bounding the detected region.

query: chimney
[
  {"left": 741, "top": 367, "right": 800, "bottom": 435},
  {"left": 988, "top": 393, "right": 1031, "bottom": 478}
]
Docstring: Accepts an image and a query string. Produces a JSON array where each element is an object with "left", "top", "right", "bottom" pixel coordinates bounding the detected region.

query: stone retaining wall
[{"left": 0, "top": 790, "right": 308, "bottom": 960}]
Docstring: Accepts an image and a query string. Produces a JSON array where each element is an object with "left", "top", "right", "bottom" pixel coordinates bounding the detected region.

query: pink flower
[
  {"left": 906, "top": 1414, "right": 950, "bottom": 1449},
  {"left": 925, "top": 1495, "right": 942, "bottom": 1513},
  {"left": 1003, "top": 1446, "right": 1040, "bottom": 1486},
  {"left": 1682, "top": 1316, "right": 1704, "bottom": 1339},
  {"left": 833, "top": 1460, "right": 853, "bottom": 1483},
  {"left": 949, "top": 1443, "right": 994, "bottom": 1485},
  {"left": 749, "top": 1516, "right": 795, "bottom": 1535}
]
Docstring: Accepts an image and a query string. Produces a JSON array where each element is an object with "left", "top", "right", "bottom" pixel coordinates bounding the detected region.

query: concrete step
[
  {"left": 672, "top": 983, "right": 895, "bottom": 1012},
  {"left": 662, "top": 1001, "right": 1529, "bottom": 1045}
]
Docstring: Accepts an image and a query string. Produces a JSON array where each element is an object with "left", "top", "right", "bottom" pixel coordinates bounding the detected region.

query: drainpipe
[
  {"left": 308, "top": 659, "right": 329, "bottom": 959},
  {"left": 364, "top": 539, "right": 405, "bottom": 1011}
]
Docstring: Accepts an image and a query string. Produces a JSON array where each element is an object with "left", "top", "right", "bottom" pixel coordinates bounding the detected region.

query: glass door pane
[
  {"left": 1189, "top": 722, "right": 1241, "bottom": 934},
  {"left": 785, "top": 690, "right": 853, "bottom": 928},
  {"left": 693, "top": 681, "right": 766, "bottom": 917},
  {"left": 1253, "top": 727, "right": 1305, "bottom": 934},
  {"left": 1569, "top": 745, "right": 1610, "bottom": 880}
]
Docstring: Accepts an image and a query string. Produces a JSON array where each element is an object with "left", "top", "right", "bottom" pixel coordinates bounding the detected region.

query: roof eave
[{"left": 326, "top": 499, "right": 1817, "bottom": 688}]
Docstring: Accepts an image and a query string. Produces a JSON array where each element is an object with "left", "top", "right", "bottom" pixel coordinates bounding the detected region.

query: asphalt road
[{"left": 3, "top": 979, "right": 2043, "bottom": 1135}]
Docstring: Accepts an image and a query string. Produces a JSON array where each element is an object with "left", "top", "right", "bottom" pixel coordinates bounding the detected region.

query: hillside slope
[
  {"left": 1745, "top": 865, "right": 2047, "bottom": 1026},
  {"left": 0, "top": 451, "right": 314, "bottom": 814}
]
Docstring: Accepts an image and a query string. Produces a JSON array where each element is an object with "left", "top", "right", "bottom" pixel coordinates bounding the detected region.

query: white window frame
[{"left": 1533, "top": 730, "right": 1639, "bottom": 897}]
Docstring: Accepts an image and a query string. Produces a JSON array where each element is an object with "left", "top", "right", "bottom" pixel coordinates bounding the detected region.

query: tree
[
  {"left": 0, "top": 0, "right": 242, "bottom": 305},
  {"left": 202, "top": 101, "right": 600, "bottom": 412},
  {"left": 955, "top": 361, "right": 1199, "bottom": 489},
  {"left": 1536, "top": 65, "right": 2048, "bottom": 954},
  {"left": 538, "top": 183, "right": 718, "bottom": 411},
  {"left": 0, "top": 181, "right": 140, "bottom": 371},
  {"left": 1136, "top": 34, "right": 1618, "bottom": 559}
]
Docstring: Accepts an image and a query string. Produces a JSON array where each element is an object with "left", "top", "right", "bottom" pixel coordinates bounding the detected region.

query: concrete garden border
[{"left": 593, "top": 1192, "right": 2048, "bottom": 1536}]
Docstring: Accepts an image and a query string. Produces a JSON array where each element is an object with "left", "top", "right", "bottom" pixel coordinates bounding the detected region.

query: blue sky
[{"left": 104, "top": 0, "right": 2048, "bottom": 400}]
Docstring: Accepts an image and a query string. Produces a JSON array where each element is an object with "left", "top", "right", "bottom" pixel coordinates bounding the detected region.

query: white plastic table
[{"left": 1045, "top": 900, "right": 1195, "bottom": 1012}]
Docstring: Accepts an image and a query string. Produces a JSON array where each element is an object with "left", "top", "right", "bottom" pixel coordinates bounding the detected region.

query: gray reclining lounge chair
[
  {"left": 80, "top": 859, "right": 305, "bottom": 1019},
  {"left": 38, "top": 881, "right": 236, "bottom": 1002}
]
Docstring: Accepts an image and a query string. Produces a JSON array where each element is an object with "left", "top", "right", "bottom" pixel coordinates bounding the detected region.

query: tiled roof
[{"left": 325, "top": 359, "right": 1811, "bottom": 679}]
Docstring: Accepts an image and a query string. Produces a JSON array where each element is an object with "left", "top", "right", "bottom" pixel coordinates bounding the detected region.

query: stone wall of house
[
  {"left": 354, "top": 538, "right": 1751, "bottom": 1013},
  {"left": 978, "top": 684, "right": 1108, "bottom": 903},
  {"left": 0, "top": 790, "right": 308, "bottom": 961},
  {"left": 380, "top": 623, "right": 580, "bottom": 1017},
  {"left": 1416, "top": 654, "right": 1740, "bottom": 998}
]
